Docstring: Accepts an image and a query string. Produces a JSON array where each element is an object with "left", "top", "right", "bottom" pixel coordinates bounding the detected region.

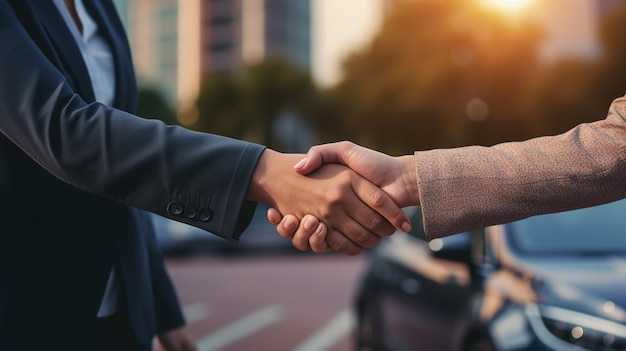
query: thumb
[
  {"left": 293, "top": 156, "right": 318, "bottom": 175},
  {"left": 293, "top": 142, "right": 352, "bottom": 175},
  {"left": 266, "top": 207, "right": 283, "bottom": 225}
]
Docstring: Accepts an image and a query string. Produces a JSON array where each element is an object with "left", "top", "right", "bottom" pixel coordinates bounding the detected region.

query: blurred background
[
  {"left": 113, "top": 0, "right": 626, "bottom": 155},
  {"left": 109, "top": 0, "right": 626, "bottom": 350}
]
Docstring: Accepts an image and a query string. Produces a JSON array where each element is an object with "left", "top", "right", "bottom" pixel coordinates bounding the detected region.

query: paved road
[{"left": 165, "top": 253, "right": 369, "bottom": 351}]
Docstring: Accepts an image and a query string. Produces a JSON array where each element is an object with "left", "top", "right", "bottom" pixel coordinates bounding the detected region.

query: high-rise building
[
  {"left": 529, "top": 0, "right": 624, "bottom": 62},
  {"left": 112, "top": 0, "right": 200, "bottom": 124},
  {"left": 529, "top": 0, "right": 601, "bottom": 62},
  {"left": 312, "top": 0, "right": 391, "bottom": 88},
  {"left": 113, "top": 0, "right": 311, "bottom": 125},
  {"left": 203, "top": 0, "right": 311, "bottom": 72},
  {"left": 596, "top": 0, "right": 624, "bottom": 16}
]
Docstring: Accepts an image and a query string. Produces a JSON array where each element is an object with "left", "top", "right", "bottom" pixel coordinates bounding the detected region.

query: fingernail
[
  {"left": 294, "top": 158, "right": 307, "bottom": 169},
  {"left": 303, "top": 216, "right": 317, "bottom": 231},
  {"left": 284, "top": 217, "right": 297, "bottom": 231},
  {"left": 401, "top": 221, "right": 412, "bottom": 232},
  {"left": 267, "top": 212, "right": 278, "bottom": 224},
  {"left": 314, "top": 224, "right": 325, "bottom": 237}
]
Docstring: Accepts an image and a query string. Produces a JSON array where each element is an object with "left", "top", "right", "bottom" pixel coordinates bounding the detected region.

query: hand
[
  {"left": 247, "top": 149, "right": 410, "bottom": 255},
  {"left": 267, "top": 212, "right": 330, "bottom": 253},
  {"left": 294, "top": 141, "right": 419, "bottom": 208},
  {"left": 154, "top": 325, "right": 197, "bottom": 351},
  {"left": 267, "top": 142, "right": 420, "bottom": 252}
]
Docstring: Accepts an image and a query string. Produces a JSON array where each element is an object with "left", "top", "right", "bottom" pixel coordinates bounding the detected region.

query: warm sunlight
[{"left": 479, "top": 0, "right": 534, "bottom": 13}]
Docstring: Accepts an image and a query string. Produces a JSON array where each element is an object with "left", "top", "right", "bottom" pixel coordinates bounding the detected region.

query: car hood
[{"left": 521, "top": 255, "right": 626, "bottom": 323}]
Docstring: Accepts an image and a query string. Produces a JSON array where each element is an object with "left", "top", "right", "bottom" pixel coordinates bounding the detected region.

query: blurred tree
[
  {"left": 136, "top": 86, "right": 177, "bottom": 125},
  {"left": 519, "top": 59, "right": 601, "bottom": 137},
  {"left": 520, "top": 1, "right": 626, "bottom": 138},
  {"left": 194, "top": 58, "right": 322, "bottom": 151},
  {"left": 321, "top": 0, "right": 543, "bottom": 154},
  {"left": 594, "top": 2, "right": 626, "bottom": 107}
]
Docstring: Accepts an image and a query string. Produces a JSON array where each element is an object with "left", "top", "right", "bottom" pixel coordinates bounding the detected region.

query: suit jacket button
[
  {"left": 167, "top": 201, "right": 183, "bottom": 215},
  {"left": 183, "top": 206, "right": 197, "bottom": 219},
  {"left": 198, "top": 209, "right": 213, "bottom": 222}
]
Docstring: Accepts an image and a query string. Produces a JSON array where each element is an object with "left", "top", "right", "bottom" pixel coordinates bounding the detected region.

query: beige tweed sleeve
[{"left": 415, "top": 97, "right": 626, "bottom": 240}]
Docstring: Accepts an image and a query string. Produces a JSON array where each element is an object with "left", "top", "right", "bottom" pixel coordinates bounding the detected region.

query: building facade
[
  {"left": 203, "top": 0, "right": 311, "bottom": 72},
  {"left": 113, "top": 0, "right": 311, "bottom": 124}
]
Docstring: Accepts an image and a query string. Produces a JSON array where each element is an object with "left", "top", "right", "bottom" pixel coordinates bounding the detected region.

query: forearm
[
  {"left": 416, "top": 97, "right": 626, "bottom": 240},
  {"left": 0, "top": 5, "right": 264, "bottom": 239},
  {"left": 395, "top": 155, "right": 421, "bottom": 208}
]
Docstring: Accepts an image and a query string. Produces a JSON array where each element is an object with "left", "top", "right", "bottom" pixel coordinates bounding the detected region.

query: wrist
[
  {"left": 246, "top": 149, "right": 276, "bottom": 205},
  {"left": 398, "top": 155, "right": 420, "bottom": 206},
  {"left": 246, "top": 149, "right": 305, "bottom": 207}
]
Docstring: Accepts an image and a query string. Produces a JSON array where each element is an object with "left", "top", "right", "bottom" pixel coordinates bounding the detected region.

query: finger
[
  {"left": 341, "top": 176, "right": 396, "bottom": 237},
  {"left": 325, "top": 228, "right": 367, "bottom": 256},
  {"left": 326, "top": 207, "right": 383, "bottom": 252},
  {"left": 350, "top": 174, "right": 412, "bottom": 233},
  {"left": 276, "top": 214, "right": 300, "bottom": 240},
  {"left": 308, "top": 222, "right": 332, "bottom": 254},
  {"left": 266, "top": 207, "right": 283, "bottom": 225},
  {"left": 309, "top": 168, "right": 389, "bottom": 248},
  {"left": 290, "top": 216, "right": 331, "bottom": 253},
  {"left": 293, "top": 141, "right": 354, "bottom": 175},
  {"left": 291, "top": 215, "right": 319, "bottom": 251}
]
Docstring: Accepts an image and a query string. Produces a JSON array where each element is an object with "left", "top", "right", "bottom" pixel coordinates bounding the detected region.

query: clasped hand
[{"left": 261, "top": 142, "right": 420, "bottom": 255}]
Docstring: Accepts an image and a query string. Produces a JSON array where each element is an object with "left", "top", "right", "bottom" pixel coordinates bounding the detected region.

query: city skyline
[{"left": 113, "top": 0, "right": 311, "bottom": 125}]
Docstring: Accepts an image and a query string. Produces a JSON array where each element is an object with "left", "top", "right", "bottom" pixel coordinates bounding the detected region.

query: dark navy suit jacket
[{"left": 0, "top": 1, "right": 264, "bottom": 349}]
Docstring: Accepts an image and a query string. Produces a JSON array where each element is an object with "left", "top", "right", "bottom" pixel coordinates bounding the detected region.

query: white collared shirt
[
  {"left": 52, "top": 0, "right": 116, "bottom": 105},
  {"left": 52, "top": 0, "right": 119, "bottom": 318}
]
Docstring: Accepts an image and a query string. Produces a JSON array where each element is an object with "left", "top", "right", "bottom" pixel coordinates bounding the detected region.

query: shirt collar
[{"left": 52, "top": 0, "right": 97, "bottom": 44}]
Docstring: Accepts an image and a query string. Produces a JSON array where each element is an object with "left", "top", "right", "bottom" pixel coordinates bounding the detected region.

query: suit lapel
[
  {"left": 84, "top": 0, "right": 138, "bottom": 112},
  {"left": 29, "top": 0, "right": 137, "bottom": 112},
  {"left": 31, "top": 1, "right": 96, "bottom": 103}
]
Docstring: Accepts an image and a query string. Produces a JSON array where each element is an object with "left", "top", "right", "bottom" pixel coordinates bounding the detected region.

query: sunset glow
[{"left": 479, "top": 0, "right": 534, "bottom": 13}]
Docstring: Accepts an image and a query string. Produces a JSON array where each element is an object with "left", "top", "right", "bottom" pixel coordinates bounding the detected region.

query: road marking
[
  {"left": 292, "top": 309, "right": 355, "bottom": 351},
  {"left": 183, "top": 302, "right": 211, "bottom": 325},
  {"left": 196, "top": 305, "right": 285, "bottom": 351}
]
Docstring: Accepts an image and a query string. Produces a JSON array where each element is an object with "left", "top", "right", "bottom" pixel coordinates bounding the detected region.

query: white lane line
[
  {"left": 292, "top": 309, "right": 355, "bottom": 351},
  {"left": 183, "top": 302, "right": 211, "bottom": 325},
  {"left": 196, "top": 304, "right": 285, "bottom": 351}
]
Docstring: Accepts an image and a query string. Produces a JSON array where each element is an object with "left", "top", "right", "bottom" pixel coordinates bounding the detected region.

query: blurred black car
[
  {"left": 150, "top": 203, "right": 296, "bottom": 256},
  {"left": 354, "top": 200, "right": 626, "bottom": 351}
]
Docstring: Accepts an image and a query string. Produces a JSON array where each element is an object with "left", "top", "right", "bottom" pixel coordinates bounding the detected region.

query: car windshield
[{"left": 506, "top": 199, "right": 626, "bottom": 255}]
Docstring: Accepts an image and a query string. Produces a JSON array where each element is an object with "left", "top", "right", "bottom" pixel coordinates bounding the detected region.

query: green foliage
[
  {"left": 595, "top": 2, "right": 626, "bottom": 105},
  {"left": 323, "top": 0, "right": 543, "bottom": 153},
  {"left": 321, "top": 0, "right": 626, "bottom": 154},
  {"left": 521, "top": 2, "right": 626, "bottom": 138},
  {"left": 194, "top": 58, "right": 322, "bottom": 150}
]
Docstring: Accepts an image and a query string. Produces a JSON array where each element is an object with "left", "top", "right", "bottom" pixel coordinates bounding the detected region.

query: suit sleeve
[
  {"left": 0, "top": 1, "right": 265, "bottom": 241},
  {"left": 415, "top": 97, "right": 626, "bottom": 240}
]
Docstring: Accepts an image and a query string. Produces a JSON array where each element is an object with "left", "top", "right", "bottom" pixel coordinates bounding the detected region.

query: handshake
[
  {"left": 247, "top": 141, "right": 421, "bottom": 256},
  {"left": 250, "top": 98, "right": 626, "bottom": 257}
]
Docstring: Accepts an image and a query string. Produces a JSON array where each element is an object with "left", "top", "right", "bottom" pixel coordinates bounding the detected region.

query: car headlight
[{"left": 526, "top": 304, "right": 626, "bottom": 350}]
